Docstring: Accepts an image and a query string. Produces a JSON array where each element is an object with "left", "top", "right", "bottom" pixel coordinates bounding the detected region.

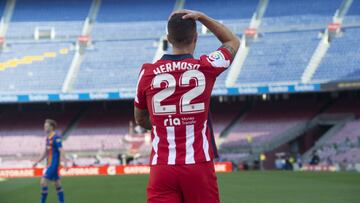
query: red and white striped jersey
[{"left": 134, "top": 48, "right": 233, "bottom": 165}]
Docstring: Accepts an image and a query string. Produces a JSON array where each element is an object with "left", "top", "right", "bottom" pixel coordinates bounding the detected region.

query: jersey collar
[
  {"left": 161, "top": 54, "right": 193, "bottom": 61},
  {"left": 47, "top": 131, "right": 55, "bottom": 139}
]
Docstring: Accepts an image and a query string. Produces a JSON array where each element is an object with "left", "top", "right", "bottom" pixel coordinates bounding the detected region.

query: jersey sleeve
[
  {"left": 54, "top": 136, "right": 62, "bottom": 149},
  {"left": 199, "top": 47, "right": 234, "bottom": 77},
  {"left": 134, "top": 67, "right": 147, "bottom": 110}
]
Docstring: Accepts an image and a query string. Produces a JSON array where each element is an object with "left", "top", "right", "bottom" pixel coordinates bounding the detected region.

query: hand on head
[{"left": 169, "top": 9, "right": 204, "bottom": 21}]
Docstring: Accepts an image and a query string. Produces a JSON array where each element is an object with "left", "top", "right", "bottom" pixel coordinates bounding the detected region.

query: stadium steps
[
  {"left": 0, "top": 0, "right": 16, "bottom": 43},
  {"left": 0, "top": 46, "right": 69, "bottom": 71},
  {"left": 62, "top": 0, "right": 101, "bottom": 92},
  {"left": 152, "top": 0, "right": 185, "bottom": 62},
  {"left": 61, "top": 107, "right": 88, "bottom": 140},
  {"left": 240, "top": 100, "right": 334, "bottom": 163},
  {"left": 302, "top": 113, "right": 356, "bottom": 162},
  {"left": 219, "top": 102, "right": 252, "bottom": 138},
  {"left": 301, "top": 35, "right": 330, "bottom": 83}
]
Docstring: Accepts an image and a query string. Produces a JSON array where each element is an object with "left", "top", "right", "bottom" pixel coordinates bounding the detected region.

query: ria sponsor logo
[{"left": 164, "top": 115, "right": 181, "bottom": 126}]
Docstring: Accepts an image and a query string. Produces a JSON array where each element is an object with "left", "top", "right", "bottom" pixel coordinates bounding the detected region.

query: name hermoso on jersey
[{"left": 153, "top": 61, "right": 200, "bottom": 75}]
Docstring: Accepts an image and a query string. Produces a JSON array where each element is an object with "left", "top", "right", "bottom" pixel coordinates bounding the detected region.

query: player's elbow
[
  {"left": 134, "top": 113, "right": 145, "bottom": 128},
  {"left": 134, "top": 107, "right": 150, "bottom": 129},
  {"left": 232, "top": 38, "right": 240, "bottom": 52},
  {"left": 135, "top": 117, "right": 147, "bottom": 129}
]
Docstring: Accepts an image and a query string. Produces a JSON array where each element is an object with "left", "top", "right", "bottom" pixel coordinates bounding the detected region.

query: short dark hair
[
  {"left": 45, "top": 119, "right": 57, "bottom": 129},
  {"left": 167, "top": 13, "right": 197, "bottom": 47}
]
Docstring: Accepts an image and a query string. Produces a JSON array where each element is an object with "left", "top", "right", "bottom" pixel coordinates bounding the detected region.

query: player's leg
[
  {"left": 40, "top": 177, "right": 49, "bottom": 203},
  {"left": 179, "top": 161, "right": 220, "bottom": 203},
  {"left": 147, "top": 165, "right": 182, "bottom": 203},
  {"left": 54, "top": 174, "right": 64, "bottom": 203}
]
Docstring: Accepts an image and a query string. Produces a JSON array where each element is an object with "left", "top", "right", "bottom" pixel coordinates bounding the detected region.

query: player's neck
[
  {"left": 47, "top": 131, "right": 55, "bottom": 137},
  {"left": 172, "top": 46, "right": 194, "bottom": 55}
]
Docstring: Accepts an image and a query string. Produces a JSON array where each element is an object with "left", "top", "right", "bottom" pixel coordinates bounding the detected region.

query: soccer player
[
  {"left": 134, "top": 9, "right": 240, "bottom": 203},
  {"left": 33, "top": 119, "right": 67, "bottom": 203}
]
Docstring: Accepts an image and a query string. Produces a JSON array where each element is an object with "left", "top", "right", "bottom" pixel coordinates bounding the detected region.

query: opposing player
[
  {"left": 33, "top": 119, "right": 67, "bottom": 203},
  {"left": 134, "top": 9, "right": 239, "bottom": 203}
]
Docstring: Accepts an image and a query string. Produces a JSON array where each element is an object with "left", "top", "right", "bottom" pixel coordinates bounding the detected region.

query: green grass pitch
[{"left": 1, "top": 171, "right": 359, "bottom": 203}]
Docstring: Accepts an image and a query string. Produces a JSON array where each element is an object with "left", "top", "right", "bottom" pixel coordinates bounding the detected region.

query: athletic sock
[
  {"left": 41, "top": 186, "right": 48, "bottom": 203},
  {"left": 56, "top": 187, "right": 65, "bottom": 203}
]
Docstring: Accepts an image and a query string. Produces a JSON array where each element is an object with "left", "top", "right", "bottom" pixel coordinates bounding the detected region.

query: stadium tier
[
  {"left": 0, "top": 0, "right": 359, "bottom": 98},
  {"left": 220, "top": 101, "right": 323, "bottom": 149},
  {"left": 7, "top": 0, "right": 91, "bottom": 39},
  {"left": 0, "top": 1, "right": 5, "bottom": 18},
  {"left": 185, "top": 0, "right": 257, "bottom": 20},
  {"left": 210, "top": 102, "right": 246, "bottom": 138},
  {"left": 74, "top": 40, "right": 156, "bottom": 91},
  {"left": 0, "top": 42, "right": 73, "bottom": 93},
  {"left": 311, "top": 100, "right": 360, "bottom": 164},
  {"left": 97, "top": 0, "right": 174, "bottom": 22},
  {"left": 312, "top": 28, "right": 360, "bottom": 82},
  {"left": 326, "top": 120, "right": 360, "bottom": 145},
  {"left": 63, "top": 106, "right": 132, "bottom": 152},
  {"left": 326, "top": 99, "right": 360, "bottom": 116},
  {"left": 264, "top": 0, "right": 342, "bottom": 17},
  {"left": 260, "top": 0, "right": 342, "bottom": 31},
  {"left": 0, "top": 107, "right": 78, "bottom": 156},
  {"left": 236, "top": 30, "right": 320, "bottom": 84},
  {"left": 0, "top": 0, "right": 359, "bottom": 173}
]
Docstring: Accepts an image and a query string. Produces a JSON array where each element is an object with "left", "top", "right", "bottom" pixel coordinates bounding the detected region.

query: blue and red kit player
[
  {"left": 134, "top": 10, "right": 240, "bottom": 203},
  {"left": 33, "top": 119, "right": 67, "bottom": 203}
]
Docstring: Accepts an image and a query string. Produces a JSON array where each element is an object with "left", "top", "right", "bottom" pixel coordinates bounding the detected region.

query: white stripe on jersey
[
  {"left": 151, "top": 126, "right": 160, "bottom": 165},
  {"left": 135, "top": 69, "right": 145, "bottom": 104},
  {"left": 202, "top": 120, "right": 210, "bottom": 161},
  {"left": 166, "top": 126, "right": 176, "bottom": 165},
  {"left": 185, "top": 125, "right": 195, "bottom": 164}
]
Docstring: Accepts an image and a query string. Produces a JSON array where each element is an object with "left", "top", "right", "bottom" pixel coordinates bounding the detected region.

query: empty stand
[
  {"left": 221, "top": 101, "right": 323, "bottom": 148},
  {"left": 210, "top": 101, "right": 245, "bottom": 138},
  {"left": 7, "top": 0, "right": 91, "bottom": 39},
  {"left": 0, "top": 42, "right": 73, "bottom": 93},
  {"left": 96, "top": 0, "right": 174, "bottom": 22},
  {"left": 236, "top": 30, "right": 320, "bottom": 84},
  {"left": 0, "top": 106, "right": 78, "bottom": 156},
  {"left": 64, "top": 104, "right": 133, "bottom": 152},
  {"left": 184, "top": 0, "right": 257, "bottom": 20},
  {"left": 312, "top": 28, "right": 360, "bottom": 82},
  {"left": 73, "top": 40, "right": 156, "bottom": 91}
]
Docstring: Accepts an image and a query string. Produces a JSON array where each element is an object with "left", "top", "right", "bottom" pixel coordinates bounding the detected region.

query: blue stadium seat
[
  {"left": 0, "top": 42, "right": 73, "bottom": 93},
  {"left": 73, "top": 40, "right": 156, "bottom": 91},
  {"left": 312, "top": 28, "right": 360, "bottom": 82},
  {"left": 236, "top": 30, "right": 320, "bottom": 84},
  {"left": 11, "top": 0, "right": 91, "bottom": 21},
  {"left": 0, "top": 0, "right": 359, "bottom": 95},
  {"left": 343, "top": 0, "right": 360, "bottom": 25},
  {"left": 346, "top": 0, "right": 360, "bottom": 16},
  {"left": 261, "top": 0, "right": 342, "bottom": 30},
  {"left": 7, "top": 0, "right": 91, "bottom": 38},
  {"left": 96, "top": 0, "right": 174, "bottom": 22},
  {"left": 184, "top": 0, "right": 257, "bottom": 20},
  {"left": 92, "top": 21, "right": 166, "bottom": 40},
  {"left": 264, "top": 0, "right": 342, "bottom": 17},
  {"left": 0, "top": 1, "right": 5, "bottom": 18}
]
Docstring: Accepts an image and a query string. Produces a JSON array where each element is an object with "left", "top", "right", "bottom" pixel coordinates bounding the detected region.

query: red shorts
[{"left": 147, "top": 161, "right": 220, "bottom": 203}]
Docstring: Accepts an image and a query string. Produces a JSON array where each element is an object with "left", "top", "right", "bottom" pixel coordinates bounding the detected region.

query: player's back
[{"left": 135, "top": 48, "right": 232, "bottom": 165}]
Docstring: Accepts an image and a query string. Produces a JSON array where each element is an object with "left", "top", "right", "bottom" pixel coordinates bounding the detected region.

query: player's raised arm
[{"left": 177, "top": 9, "right": 240, "bottom": 58}]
